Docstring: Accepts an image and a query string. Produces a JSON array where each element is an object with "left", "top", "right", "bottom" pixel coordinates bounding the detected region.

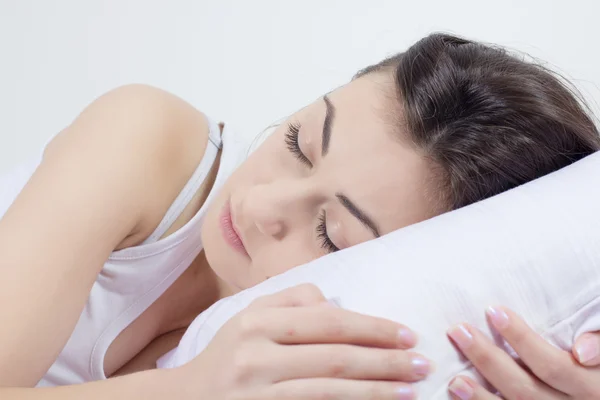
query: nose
[{"left": 239, "top": 179, "right": 318, "bottom": 239}]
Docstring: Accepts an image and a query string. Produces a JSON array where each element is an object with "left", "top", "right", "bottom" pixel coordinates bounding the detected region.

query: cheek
[{"left": 232, "top": 146, "right": 279, "bottom": 185}]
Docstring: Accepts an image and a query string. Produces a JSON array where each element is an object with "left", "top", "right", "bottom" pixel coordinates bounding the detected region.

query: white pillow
[{"left": 159, "top": 152, "right": 600, "bottom": 399}]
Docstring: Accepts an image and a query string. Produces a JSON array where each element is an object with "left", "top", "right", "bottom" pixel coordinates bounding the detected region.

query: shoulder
[
  {"left": 47, "top": 84, "right": 209, "bottom": 163},
  {"left": 44, "top": 84, "right": 213, "bottom": 244}
]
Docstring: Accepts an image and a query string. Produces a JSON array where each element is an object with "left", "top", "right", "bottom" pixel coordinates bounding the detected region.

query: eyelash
[
  {"left": 317, "top": 211, "right": 340, "bottom": 253},
  {"left": 284, "top": 122, "right": 313, "bottom": 167}
]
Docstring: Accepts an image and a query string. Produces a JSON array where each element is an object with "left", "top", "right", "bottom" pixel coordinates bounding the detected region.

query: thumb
[{"left": 573, "top": 331, "right": 600, "bottom": 367}]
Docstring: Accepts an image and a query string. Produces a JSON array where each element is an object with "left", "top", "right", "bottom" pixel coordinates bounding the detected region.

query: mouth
[{"left": 219, "top": 199, "right": 249, "bottom": 257}]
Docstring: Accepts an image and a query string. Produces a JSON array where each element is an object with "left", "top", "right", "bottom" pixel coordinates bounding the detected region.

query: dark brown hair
[{"left": 358, "top": 33, "right": 600, "bottom": 210}]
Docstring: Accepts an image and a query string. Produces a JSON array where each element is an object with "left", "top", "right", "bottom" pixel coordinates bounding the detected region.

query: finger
[
  {"left": 449, "top": 376, "right": 500, "bottom": 400},
  {"left": 573, "top": 331, "right": 600, "bottom": 367},
  {"left": 486, "top": 306, "right": 581, "bottom": 393},
  {"left": 253, "top": 305, "right": 417, "bottom": 349},
  {"left": 248, "top": 283, "right": 327, "bottom": 308},
  {"left": 269, "top": 344, "right": 430, "bottom": 383},
  {"left": 447, "top": 323, "right": 567, "bottom": 400},
  {"left": 262, "top": 378, "right": 416, "bottom": 400}
]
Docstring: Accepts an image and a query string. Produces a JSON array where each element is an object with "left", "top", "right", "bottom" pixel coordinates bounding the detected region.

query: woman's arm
[
  {"left": 0, "top": 84, "right": 210, "bottom": 387},
  {"left": 0, "top": 369, "right": 180, "bottom": 400}
]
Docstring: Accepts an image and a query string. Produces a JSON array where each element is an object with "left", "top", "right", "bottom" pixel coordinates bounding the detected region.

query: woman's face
[{"left": 201, "top": 73, "right": 437, "bottom": 293}]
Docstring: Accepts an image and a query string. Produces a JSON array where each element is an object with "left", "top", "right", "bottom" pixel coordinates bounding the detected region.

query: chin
[{"left": 201, "top": 226, "right": 244, "bottom": 291}]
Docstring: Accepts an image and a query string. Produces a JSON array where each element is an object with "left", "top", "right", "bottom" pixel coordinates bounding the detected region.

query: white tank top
[{"left": 0, "top": 117, "right": 251, "bottom": 387}]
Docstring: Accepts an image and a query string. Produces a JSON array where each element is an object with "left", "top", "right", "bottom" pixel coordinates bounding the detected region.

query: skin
[{"left": 0, "top": 77, "right": 598, "bottom": 399}]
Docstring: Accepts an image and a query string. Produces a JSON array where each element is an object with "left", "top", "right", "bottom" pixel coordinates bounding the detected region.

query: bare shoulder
[
  {"left": 47, "top": 84, "right": 209, "bottom": 166},
  {"left": 45, "top": 83, "right": 213, "bottom": 245}
]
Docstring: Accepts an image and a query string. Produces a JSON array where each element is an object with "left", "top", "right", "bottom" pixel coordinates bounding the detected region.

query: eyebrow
[
  {"left": 320, "top": 96, "right": 380, "bottom": 238},
  {"left": 321, "top": 95, "right": 335, "bottom": 156},
  {"left": 336, "top": 193, "right": 381, "bottom": 238}
]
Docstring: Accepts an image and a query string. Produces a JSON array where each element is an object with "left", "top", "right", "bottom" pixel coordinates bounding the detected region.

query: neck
[{"left": 156, "top": 253, "right": 215, "bottom": 332}]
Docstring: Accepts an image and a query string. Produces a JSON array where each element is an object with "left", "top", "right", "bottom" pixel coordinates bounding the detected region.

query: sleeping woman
[{"left": 1, "top": 33, "right": 599, "bottom": 399}]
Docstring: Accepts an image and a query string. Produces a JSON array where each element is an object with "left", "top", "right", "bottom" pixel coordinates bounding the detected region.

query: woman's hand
[
  {"left": 177, "top": 284, "right": 430, "bottom": 400},
  {"left": 446, "top": 306, "right": 600, "bottom": 399}
]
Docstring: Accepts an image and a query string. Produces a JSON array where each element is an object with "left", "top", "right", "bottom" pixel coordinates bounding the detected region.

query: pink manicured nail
[
  {"left": 575, "top": 334, "right": 600, "bottom": 365},
  {"left": 411, "top": 356, "right": 431, "bottom": 377},
  {"left": 448, "top": 324, "right": 473, "bottom": 350},
  {"left": 449, "top": 377, "right": 474, "bottom": 400},
  {"left": 395, "top": 385, "right": 416, "bottom": 400},
  {"left": 486, "top": 306, "right": 510, "bottom": 330},
  {"left": 398, "top": 328, "right": 418, "bottom": 347}
]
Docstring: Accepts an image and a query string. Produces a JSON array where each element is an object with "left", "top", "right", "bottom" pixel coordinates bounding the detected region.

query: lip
[{"left": 219, "top": 199, "right": 249, "bottom": 257}]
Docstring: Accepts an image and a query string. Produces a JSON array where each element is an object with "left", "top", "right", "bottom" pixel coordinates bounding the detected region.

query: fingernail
[
  {"left": 449, "top": 377, "right": 474, "bottom": 400},
  {"left": 575, "top": 335, "right": 600, "bottom": 365},
  {"left": 398, "top": 328, "right": 418, "bottom": 347},
  {"left": 486, "top": 306, "right": 510, "bottom": 330},
  {"left": 395, "top": 385, "right": 416, "bottom": 400},
  {"left": 448, "top": 324, "right": 473, "bottom": 350},
  {"left": 411, "top": 356, "right": 431, "bottom": 377}
]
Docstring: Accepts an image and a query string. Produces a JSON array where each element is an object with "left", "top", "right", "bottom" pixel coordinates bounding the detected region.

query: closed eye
[
  {"left": 285, "top": 122, "right": 313, "bottom": 167},
  {"left": 316, "top": 211, "right": 339, "bottom": 253}
]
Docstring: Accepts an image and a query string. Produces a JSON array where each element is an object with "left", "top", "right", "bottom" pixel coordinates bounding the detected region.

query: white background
[{"left": 1, "top": 0, "right": 599, "bottom": 173}]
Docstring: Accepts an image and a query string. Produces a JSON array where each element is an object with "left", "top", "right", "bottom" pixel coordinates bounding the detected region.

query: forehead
[{"left": 314, "top": 76, "right": 437, "bottom": 233}]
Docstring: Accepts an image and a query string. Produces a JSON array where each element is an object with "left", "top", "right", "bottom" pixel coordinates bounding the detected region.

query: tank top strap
[
  {"left": 140, "top": 117, "right": 223, "bottom": 245},
  {"left": 207, "top": 118, "right": 223, "bottom": 149}
]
